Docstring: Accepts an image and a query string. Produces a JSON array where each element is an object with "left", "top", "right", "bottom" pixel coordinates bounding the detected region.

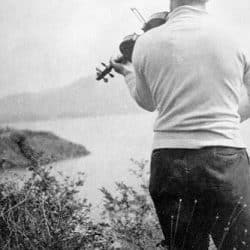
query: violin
[{"left": 96, "top": 10, "right": 169, "bottom": 82}]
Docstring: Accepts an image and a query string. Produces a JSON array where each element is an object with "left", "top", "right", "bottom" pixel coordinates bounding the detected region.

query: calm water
[
  {"left": 2, "top": 114, "right": 155, "bottom": 209},
  {"left": 2, "top": 114, "right": 250, "bottom": 212}
]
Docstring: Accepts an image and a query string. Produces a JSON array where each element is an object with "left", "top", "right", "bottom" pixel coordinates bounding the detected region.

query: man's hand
[{"left": 110, "top": 57, "right": 134, "bottom": 77}]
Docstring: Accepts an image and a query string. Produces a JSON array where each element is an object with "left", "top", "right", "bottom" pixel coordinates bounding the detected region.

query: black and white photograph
[{"left": 0, "top": 0, "right": 250, "bottom": 249}]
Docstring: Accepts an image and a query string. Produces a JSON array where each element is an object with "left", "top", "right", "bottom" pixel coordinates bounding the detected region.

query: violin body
[
  {"left": 142, "top": 11, "right": 169, "bottom": 32},
  {"left": 96, "top": 11, "right": 169, "bottom": 82},
  {"left": 119, "top": 33, "right": 139, "bottom": 62}
]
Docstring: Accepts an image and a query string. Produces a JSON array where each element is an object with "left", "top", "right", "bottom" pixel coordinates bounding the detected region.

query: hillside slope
[
  {"left": 0, "top": 128, "right": 89, "bottom": 168},
  {"left": 0, "top": 76, "right": 142, "bottom": 123}
]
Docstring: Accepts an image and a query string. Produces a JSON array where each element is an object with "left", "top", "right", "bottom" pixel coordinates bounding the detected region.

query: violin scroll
[
  {"left": 96, "top": 63, "right": 114, "bottom": 83},
  {"left": 96, "top": 33, "right": 138, "bottom": 83},
  {"left": 96, "top": 57, "right": 125, "bottom": 83}
]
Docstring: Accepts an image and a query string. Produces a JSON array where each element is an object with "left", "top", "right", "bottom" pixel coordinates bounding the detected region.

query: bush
[
  {"left": 0, "top": 160, "right": 164, "bottom": 250},
  {"left": 0, "top": 166, "right": 111, "bottom": 250},
  {"left": 101, "top": 159, "right": 163, "bottom": 249}
]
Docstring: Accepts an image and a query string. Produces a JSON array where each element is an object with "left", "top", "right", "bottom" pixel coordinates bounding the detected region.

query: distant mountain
[{"left": 0, "top": 76, "right": 143, "bottom": 123}]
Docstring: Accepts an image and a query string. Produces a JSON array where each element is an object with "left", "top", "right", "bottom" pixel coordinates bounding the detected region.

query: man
[{"left": 111, "top": 0, "right": 250, "bottom": 249}]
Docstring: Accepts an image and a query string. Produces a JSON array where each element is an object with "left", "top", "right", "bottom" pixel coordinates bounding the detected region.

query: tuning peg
[
  {"left": 109, "top": 73, "right": 114, "bottom": 78},
  {"left": 96, "top": 67, "right": 102, "bottom": 73},
  {"left": 101, "top": 62, "right": 107, "bottom": 67},
  {"left": 103, "top": 78, "right": 108, "bottom": 83}
]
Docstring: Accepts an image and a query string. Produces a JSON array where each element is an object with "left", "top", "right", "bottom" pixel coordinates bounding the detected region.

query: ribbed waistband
[{"left": 152, "top": 131, "right": 245, "bottom": 149}]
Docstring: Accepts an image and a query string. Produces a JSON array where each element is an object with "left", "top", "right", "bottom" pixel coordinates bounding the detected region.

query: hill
[
  {"left": 0, "top": 127, "right": 89, "bottom": 168},
  {"left": 0, "top": 76, "right": 142, "bottom": 123}
]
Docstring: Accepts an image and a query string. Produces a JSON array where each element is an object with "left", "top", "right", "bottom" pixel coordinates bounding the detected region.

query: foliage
[
  {"left": 101, "top": 159, "right": 163, "bottom": 249},
  {"left": 0, "top": 160, "right": 164, "bottom": 250},
  {"left": 0, "top": 166, "right": 111, "bottom": 250}
]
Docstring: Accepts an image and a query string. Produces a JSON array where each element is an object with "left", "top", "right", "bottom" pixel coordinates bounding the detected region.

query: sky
[{"left": 1, "top": 0, "right": 250, "bottom": 97}]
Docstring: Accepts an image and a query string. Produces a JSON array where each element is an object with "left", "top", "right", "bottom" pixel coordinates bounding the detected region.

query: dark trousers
[{"left": 149, "top": 147, "right": 250, "bottom": 250}]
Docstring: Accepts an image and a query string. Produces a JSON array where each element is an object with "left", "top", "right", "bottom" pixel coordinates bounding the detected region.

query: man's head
[{"left": 170, "top": 0, "right": 209, "bottom": 11}]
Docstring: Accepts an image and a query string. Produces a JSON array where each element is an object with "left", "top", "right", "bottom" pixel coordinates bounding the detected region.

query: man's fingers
[
  {"left": 110, "top": 58, "right": 117, "bottom": 67},
  {"left": 110, "top": 57, "right": 122, "bottom": 66},
  {"left": 110, "top": 56, "right": 133, "bottom": 76},
  {"left": 110, "top": 57, "right": 124, "bottom": 74}
]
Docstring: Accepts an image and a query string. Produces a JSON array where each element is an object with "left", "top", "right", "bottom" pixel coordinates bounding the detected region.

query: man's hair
[{"left": 178, "top": 0, "right": 209, "bottom": 4}]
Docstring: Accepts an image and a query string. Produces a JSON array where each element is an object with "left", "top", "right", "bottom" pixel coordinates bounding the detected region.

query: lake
[
  {"left": 2, "top": 113, "right": 250, "bottom": 214},
  {"left": 1, "top": 114, "right": 155, "bottom": 211}
]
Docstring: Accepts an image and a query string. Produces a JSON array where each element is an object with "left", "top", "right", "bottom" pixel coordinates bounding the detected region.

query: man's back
[
  {"left": 111, "top": 2, "right": 250, "bottom": 249},
  {"left": 132, "top": 6, "right": 246, "bottom": 148}
]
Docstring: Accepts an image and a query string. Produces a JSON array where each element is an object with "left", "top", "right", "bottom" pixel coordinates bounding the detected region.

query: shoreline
[{"left": 0, "top": 127, "right": 90, "bottom": 169}]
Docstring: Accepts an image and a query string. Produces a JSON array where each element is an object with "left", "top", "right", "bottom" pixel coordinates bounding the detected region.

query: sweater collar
[{"left": 168, "top": 5, "right": 208, "bottom": 21}]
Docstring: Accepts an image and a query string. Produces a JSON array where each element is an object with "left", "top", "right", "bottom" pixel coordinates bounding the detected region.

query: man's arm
[
  {"left": 239, "top": 84, "right": 250, "bottom": 122},
  {"left": 110, "top": 60, "right": 156, "bottom": 112},
  {"left": 110, "top": 41, "right": 156, "bottom": 112},
  {"left": 124, "top": 64, "right": 156, "bottom": 112},
  {"left": 239, "top": 50, "right": 250, "bottom": 122}
]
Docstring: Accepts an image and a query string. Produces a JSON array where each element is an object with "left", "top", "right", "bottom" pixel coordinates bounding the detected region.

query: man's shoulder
[
  {"left": 133, "top": 24, "right": 167, "bottom": 55},
  {"left": 132, "top": 26, "right": 163, "bottom": 64},
  {"left": 137, "top": 24, "right": 167, "bottom": 46},
  {"left": 202, "top": 16, "right": 239, "bottom": 43}
]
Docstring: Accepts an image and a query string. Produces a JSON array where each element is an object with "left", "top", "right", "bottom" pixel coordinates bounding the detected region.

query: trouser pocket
[{"left": 149, "top": 149, "right": 162, "bottom": 199}]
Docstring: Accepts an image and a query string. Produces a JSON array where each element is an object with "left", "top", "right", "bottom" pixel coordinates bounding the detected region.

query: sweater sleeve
[
  {"left": 240, "top": 49, "right": 250, "bottom": 121},
  {"left": 124, "top": 41, "right": 156, "bottom": 112}
]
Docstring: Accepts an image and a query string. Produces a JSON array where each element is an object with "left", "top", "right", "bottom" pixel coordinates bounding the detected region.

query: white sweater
[{"left": 125, "top": 6, "right": 250, "bottom": 149}]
